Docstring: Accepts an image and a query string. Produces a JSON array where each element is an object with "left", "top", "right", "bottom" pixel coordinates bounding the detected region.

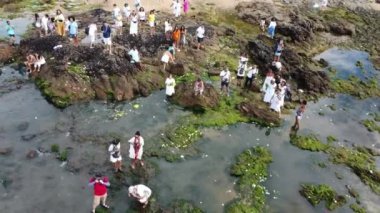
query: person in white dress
[
  {"left": 172, "top": 0, "right": 181, "bottom": 18},
  {"left": 270, "top": 89, "right": 282, "bottom": 117},
  {"left": 128, "top": 131, "right": 144, "bottom": 169},
  {"left": 41, "top": 14, "right": 49, "bottom": 36},
  {"left": 108, "top": 139, "right": 122, "bottom": 172},
  {"left": 263, "top": 80, "right": 276, "bottom": 103},
  {"left": 161, "top": 49, "right": 175, "bottom": 71},
  {"left": 130, "top": 11, "right": 139, "bottom": 35},
  {"left": 88, "top": 23, "right": 97, "bottom": 48},
  {"left": 34, "top": 54, "right": 46, "bottom": 72},
  {"left": 261, "top": 69, "right": 274, "bottom": 92},
  {"left": 128, "top": 184, "right": 152, "bottom": 208},
  {"left": 279, "top": 80, "right": 287, "bottom": 107},
  {"left": 165, "top": 74, "right": 176, "bottom": 97},
  {"left": 124, "top": 3, "right": 131, "bottom": 19}
]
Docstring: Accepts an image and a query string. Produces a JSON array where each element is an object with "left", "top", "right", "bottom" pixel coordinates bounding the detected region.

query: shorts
[
  {"left": 149, "top": 21, "right": 155, "bottom": 27},
  {"left": 197, "top": 37, "right": 204, "bottom": 43},
  {"left": 275, "top": 51, "right": 282, "bottom": 56},
  {"left": 9, "top": 34, "right": 15, "bottom": 37},
  {"left": 103, "top": 37, "right": 112, "bottom": 45},
  {"left": 69, "top": 34, "right": 77, "bottom": 39},
  {"left": 221, "top": 81, "right": 229, "bottom": 87},
  {"left": 237, "top": 76, "right": 244, "bottom": 80}
]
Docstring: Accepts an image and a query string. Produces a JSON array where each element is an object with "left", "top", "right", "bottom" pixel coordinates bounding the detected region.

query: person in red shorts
[{"left": 88, "top": 173, "right": 110, "bottom": 213}]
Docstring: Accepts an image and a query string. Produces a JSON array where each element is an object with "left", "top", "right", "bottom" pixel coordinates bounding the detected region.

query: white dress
[
  {"left": 129, "top": 136, "right": 144, "bottom": 160},
  {"left": 263, "top": 82, "right": 276, "bottom": 103},
  {"left": 165, "top": 78, "right": 176, "bottom": 96},
  {"left": 173, "top": 1, "right": 181, "bottom": 17},
  {"left": 161, "top": 53, "right": 169, "bottom": 63},
  {"left": 270, "top": 93, "right": 282, "bottom": 112},
  {"left": 261, "top": 76, "right": 273, "bottom": 92},
  {"left": 128, "top": 184, "right": 152, "bottom": 204},
  {"left": 108, "top": 143, "right": 122, "bottom": 163},
  {"left": 279, "top": 85, "right": 286, "bottom": 107},
  {"left": 130, "top": 16, "right": 138, "bottom": 35}
]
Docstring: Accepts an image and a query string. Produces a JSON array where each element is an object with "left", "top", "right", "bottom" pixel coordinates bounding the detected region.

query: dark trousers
[{"left": 244, "top": 77, "right": 253, "bottom": 88}]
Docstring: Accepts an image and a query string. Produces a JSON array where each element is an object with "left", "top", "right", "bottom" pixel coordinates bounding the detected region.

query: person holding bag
[
  {"left": 108, "top": 139, "right": 122, "bottom": 172},
  {"left": 128, "top": 131, "right": 144, "bottom": 169}
]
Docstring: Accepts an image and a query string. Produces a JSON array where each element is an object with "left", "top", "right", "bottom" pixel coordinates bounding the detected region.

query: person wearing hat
[
  {"left": 88, "top": 173, "right": 110, "bottom": 213},
  {"left": 128, "top": 131, "right": 144, "bottom": 169},
  {"left": 108, "top": 138, "right": 122, "bottom": 172}
]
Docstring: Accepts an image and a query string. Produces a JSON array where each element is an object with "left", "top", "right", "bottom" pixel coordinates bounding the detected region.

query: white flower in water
[
  {"left": 199, "top": 201, "right": 203, "bottom": 204},
  {"left": 256, "top": 138, "right": 260, "bottom": 141},
  {"left": 221, "top": 203, "right": 224, "bottom": 206},
  {"left": 35, "top": 116, "right": 38, "bottom": 119},
  {"left": 252, "top": 184, "right": 256, "bottom": 187},
  {"left": 180, "top": 155, "right": 184, "bottom": 159}
]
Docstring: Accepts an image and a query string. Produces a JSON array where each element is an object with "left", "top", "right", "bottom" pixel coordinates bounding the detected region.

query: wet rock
[
  {"left": 171, "top": 83, "right": 220, "bottom": 109},
  {"left": 26, "top": 150, "right": 38, "bottom": 159},
  {"left": 167, "top": 63, "right": 185, "bottom": 76},
  {"left": 225, "top": 28, "right": 236, "bottom": 36},
  {"left": 17, "top": 122, "right": 29, "bottom": 131},
  {"left": 318, "top": 58, "right": 329, "bottom": 67},
  {"left": 66, "top": 160, "right": 81, "bottom": 173},
  {"left": 0, "top": 43, "right": 15, "bottom": 64},
  {"left": 329, "top": 22, "right": 355, "bottom": 36},
  {"left": 0, "top": 147, "right": 13, "bottom": 155},
  {"left": 21, "top": 134, "right": 37, "bottom": 141},
  {"left": 237, "top": 102, "right": 281, "bottom": 126}
]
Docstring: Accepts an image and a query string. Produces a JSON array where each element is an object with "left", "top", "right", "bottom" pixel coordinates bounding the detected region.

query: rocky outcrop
[
  {"left": 237, "top": 102, "right": 281, "bottom": 126},
  {"left": 171, "top": 82, "right": 220, "bottom": 109},
  {"left": 0, "top": 43, "right": 15, "bottom": 64}
]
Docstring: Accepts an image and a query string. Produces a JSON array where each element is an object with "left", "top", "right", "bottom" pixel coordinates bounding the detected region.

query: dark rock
[
  {"left": 21, "top": 134, "right": 37, "bottom": 141},
  {"left": 318, "top": 58, "right": 329, "bottom": 67},
  {"left": 0, "top": 42, "right": 16, "bottom": 64},
  {"left": 329, "top": 22, "right": 355, "bottom": 36},
  {"left": 26, "top": 150, "right": 38, "bottom": 159},
  {"left": 237, "top": 102, "right": 281, "bottom": 125},
  {"left": 171, "top": 82, "right": 220, "bottom": 109},
  {"left": 167, "top": 63, "right": 185, "bottom": 76},
  {"left": 17, "top": 122, "right": 29, "bottom": 131},
  {"left": 0, "top": 147, "right": 13, "bottom": 155},
  {"left": 66, "top": 160, "right": 81, "bottom": 173},
  {"left": 225, "top": 28, "right": 236, "bottom": 36}
]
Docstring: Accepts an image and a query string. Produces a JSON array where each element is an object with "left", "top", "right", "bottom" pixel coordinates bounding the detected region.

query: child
[
  {"left": 148, "top": 10, "right": 155, "bottom": 36},
  {"left": 292, "top": 100, "right": 307, "bottom": 130},
  {"left": 260, "top": 18, "right": 266, "bottom": 32}
]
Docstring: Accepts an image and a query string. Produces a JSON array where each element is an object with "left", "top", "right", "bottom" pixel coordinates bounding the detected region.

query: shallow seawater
[
  {"left": 314, "top": 47, "right": 379, "bottom": 80},
  {"left": 0, "top": 48, "right": 379, "bottom": 213},
  {"left": 0, "top": 17, "right": 32, "bottom": 43}
]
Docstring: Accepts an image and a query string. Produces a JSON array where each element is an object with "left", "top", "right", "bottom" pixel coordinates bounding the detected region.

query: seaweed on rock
[
  {"left": 299, "top": 184, "right": 347, "bottom": 211},
  {"left": 290, "top": 134, "right": 330, "bottom": 152}
]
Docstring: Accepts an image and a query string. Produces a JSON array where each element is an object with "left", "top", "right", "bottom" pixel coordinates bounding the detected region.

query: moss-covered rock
[
  {"left": 360, "top": 119, "right": 380, "bottom": 133},
  {"left": 227, "top": 146, "right": 272, "bottom": 213},
  {"left": 326, "top": 135, "right": 338, "bottom": 143},
  {"left": 290, "top": 134, "right": 330, "bottom": 152},
  {"left": 350, "top": 203, "right": 367, "bottom": 213},
  {"left": 330, "top": 76, "right": 380, "bottom": 99},
  {"left": 299, "top": 184, "right": 347, "bottom": 211}
]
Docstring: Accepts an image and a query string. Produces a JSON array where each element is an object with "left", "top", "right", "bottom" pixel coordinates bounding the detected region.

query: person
[
  {"left": 123, "top": 3, "right": 131, "bottom": 19},
  {"left": 5, "top": 20, "right": 16, "bottom": 45},
  {"left": 183, "top": 0, "right": 190, "bottom": 15},
  {"left": 261, "top": 69, "right": 274, "bottom": 92},
  {"left": 68, "top": 17, "right": 79, "bottom": 46},
  {"left": 321, "top": 0, "right": 328, "bottom": 8},
  {"left": 34, "top": 13, "right": 41, "bottom": 35},
  {"left": 196, "top": 25, "right": 205, "bottom": 50},
  {"left": 41, "top": 14, "right": 49, "bottom": 36},
  {"left": 245, "top": 65, "right": 258, "bottom": 89},
  {"left": 24, "top": 53, "right": 37, "bottom": 73},
  {"left": 279, "top": 80, "right": 287, "bottom": 107},
  {"left": 64, "top": 18, "right": 71, "bottom": 36},
  {"left": 194, "top": 78, "right": 204, "bottom": 96},
  {"left": 112, "top": 4, "right": 121, "bottom": 20},
  {"left": 88, "top": 173, "right": 110, "bottom": 213},
  {"left": 101, "top": 22, "right": 112, "bottom": 55},
  {"left": 134, "top": 0, "right": 141, "bottom": 10},
  {"left": 128, "top": 46, "right": 142, "bottom": 70},
  {"left": 270, "top": 89, "right": 282, "bottom": 117},
  {"left": 267, "top": 18, "right": 277, "bottom": 39},
  {"left": 172, "top": 25, "right": 181, "bottom": 51},
  {"left": 138, "top": 7, "right": 146, "bottom": 24},
  {"left": 164, "top": 20, "right": 173, "bottom": 40},
  {"left": 148, "top": 10, "right": 156, "bottom": 36},
  {"left": 128, "top": 131, "right": 144, "bottom": 169},
  {"left": 108, "top": 139, "right": 122, "bottom": 172},
  {"left": 130, "top": 11, "right": 139, "bottom": 36},
  {"left": 88, "top": 23, "right": 97, "bottom": 48},
  {"left": 161, "top": 49, "right": 175, "bottom": 71},
  {"left": 172, "top": 0, "right": 181, "bottom": 18},
  {"left": 128, "top": 184, "right": 152, "bottom": 208},
  {"left": 237, "top": 53, "right": 248, "bottom": 87},
  {"left": 179, "top": 25, "right": 187, "bottom": 48},
  {"left": 260, "top": 17, "right": 266, "bottom": 32},
  {"left": 220, "top": 67, "right": 231, "bottom": 96},
  {"left": 292, "top": 100, "right": 307, "bottom": 130},
  {"left": 115, "top": 15, "right": 123, "bottom": 35},
  {"left": 263, "top": 80, "right": 276, "bottom": 103},
  {"left": 48, "top": 17, "right": 56, "bottom": 35},
  {"left": 165, "top": 74, "right": 176, "bottom": 97},
  {"left": 273, "top": 61, "right": 282, "bottom": 72},
  {"left": 55, "top": 9, "right": 65, "bottom": 36},
  {"left": 274, "top": 38, "right": 284, "bottom": 61},
  {"left": 34, "top": 54, "right": 46, "bottom": 72}
]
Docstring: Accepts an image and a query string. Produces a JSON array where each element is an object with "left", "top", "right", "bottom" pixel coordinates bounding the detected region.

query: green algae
[
  {"left": 360, "top": 119, "right": 380, "bottom": 133},
  {"left": 350, "top": 203, "right": 367, "bottom": 213},
  {"left": 67, "top": 64, "right": 90, "bottom": 82},
  {"left": 170, "top": 199, "right": 204, "bottom": 213},
  {"left": 290, "top": 134, "right": 329, "bottom": 152},
  {"left": 227, "top": 146, "right": 272, "bottom": 213},
  {"left": 319, "top": 7, "right": 364, "bottom": 26},
  {"left": 51, "top": 144, "right": 59, "bottom": 153},
  {"left": 330, "top": 76, "right": 380, "bottom": 99},
  {"left": 35, "top": 77, "right": 71, "bottom": 108},
  {"left": 326, "top": 135, "right": 338, "bottom": 143},
  {"left": 299, "top": 184, "right": 347, "bottom": 211}
]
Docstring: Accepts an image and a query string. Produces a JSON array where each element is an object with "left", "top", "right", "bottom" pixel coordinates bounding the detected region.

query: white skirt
[
  {"left": 129, "top": 144, "right": 143, "bottom": 160},
  {"left": 130, "top": 21, "right": 138, "bottom": 34},
  {"left": 161, "top": 54, "right": 169, "bottom": 63},
  {"left": 149, "top": 21, "right": 155, "bottom": 27},
  {"left": 110, "top": 154, "right": 122, "bottom": 163},
  {"left": 166, "top": 86, "right": 175, "bottom": 96}
]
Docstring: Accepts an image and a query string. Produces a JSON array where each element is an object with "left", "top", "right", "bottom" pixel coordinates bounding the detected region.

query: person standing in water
[
  {"left": 267, "top": 18, "right": 277, "bottom": 39},
  {"left": 88, "top": 173, "right": 110, "bottom": 213},
  {"left": 128, "top": 184, "right": 152, "bottom": 208},
  {"left": 165, "top": 74, "right": 176, "bottom": 97},
  {"left": 4, "top": 20, "right": 16, "bottom": 46},
  {"left": 220, "top": 67, "right": 231, "bottom": 96},
  {"left": 108, "top": 139, "right": 122, "bottom": 172},
  {"left": 129, "top": 131, "right": 144, "bottom": 169},
  {"left": 292, "top": 100, "right": 307, "bottom": 130}
]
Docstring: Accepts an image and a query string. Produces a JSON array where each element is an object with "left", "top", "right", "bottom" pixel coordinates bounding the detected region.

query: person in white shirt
[
  {"left": 128, "top": 184, "right": 152, "bottom": 208},
  {"left": 237, "top": 53, "right": 248, "bottom": 87},
  {"left": 161, "top": 49, "right": 175, "bottom": 71},
  {"left": 128, "top": 131, "right": 144, "bottom": 169},
  {"left": 164, "top": 20, "right": 173, "bottom": 40},
  {"left": 220, "top": 67, "right": 231, "bottom": 96},
  {"left": 123, "top": 3, "right": 131, "bottom": 19},
  {"left": 165, "top": 74, "right": 176, "bottom": 97},
  {"left": 108, "top": 139, "right": 122, "bottom": 172},
  {"left": 267, "top": 18, "right": 277, "bottom": 39},
  {"left": 41, "top": 14, "right": 49, "bottom": 36},
  {"left": 138, "top": 7, "right": 146, "bottom": 23},
  {"left": 245, "top": 65, "right": 258, "bottom": 89},
  {"left": 112, "top": 4, "right": 121, "bottom": 19},
  {"left": 196, "top": 25, "right": 205, "bottom": 50},
  {"left": 128, "top": 46, "right": 142, "bottom": 70},
  {"left": 172, "top": 0, "right": 181, "bottom": 18},
  {"left": 88, "top": 23, "right": 97, "bottom": 48}
]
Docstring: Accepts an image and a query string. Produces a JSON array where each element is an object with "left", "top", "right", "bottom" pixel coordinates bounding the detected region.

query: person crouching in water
[
  {"left": 129, "top": 131, "right": 144, "bottom": 169},
  {"left": 165, "top": 74, "right": 176, "bottom": 97},
  {"left": 292, "top": 100, "right": 307, "bottom": 130},
  {"left": 108, "top": 138, "right": 122, "bottom": 172},
  {"left": 128, "top": 184, "right": 152, "bottom": 208}
]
